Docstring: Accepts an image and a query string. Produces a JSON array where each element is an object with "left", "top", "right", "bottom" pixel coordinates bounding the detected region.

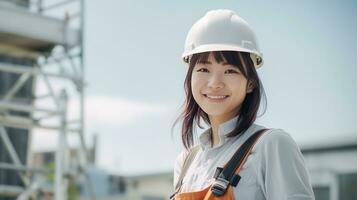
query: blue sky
[{"left": 34, "top": 0, "right": 357, "bottom": 175}]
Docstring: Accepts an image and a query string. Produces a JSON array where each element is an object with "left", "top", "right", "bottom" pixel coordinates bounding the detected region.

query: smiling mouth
[{"left": 203, "top": 94, "right": 229, "bottom": 101}]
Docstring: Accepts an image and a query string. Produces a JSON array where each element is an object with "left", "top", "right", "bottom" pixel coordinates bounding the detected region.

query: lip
[{"left": 203, "top": 94, "right": 230, "bottom": 103}]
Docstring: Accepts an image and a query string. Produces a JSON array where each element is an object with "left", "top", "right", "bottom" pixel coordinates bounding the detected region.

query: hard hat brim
[{"left": 182, "top": 44, "right": 263, "bottom": 69}]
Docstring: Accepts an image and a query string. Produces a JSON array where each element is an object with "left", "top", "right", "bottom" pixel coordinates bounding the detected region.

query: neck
[
  {"left": 209, "top": 114, "right": 237, "bottom": 147},
  {"left": 210, "top": 118, "right": 221, "bottom": 148}
]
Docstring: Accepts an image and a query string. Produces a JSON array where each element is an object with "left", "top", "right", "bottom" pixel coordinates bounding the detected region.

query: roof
[
  {"left": 118, "top": 171, "right": 173, "bottom": 181},
  {"left": 300, "top": 133, "right": 357, "bottom": 154}
]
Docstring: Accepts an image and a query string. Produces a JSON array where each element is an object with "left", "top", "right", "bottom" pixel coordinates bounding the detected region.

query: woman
[{"left": 172, "top": 9, "right": 315, "bottom": 200}]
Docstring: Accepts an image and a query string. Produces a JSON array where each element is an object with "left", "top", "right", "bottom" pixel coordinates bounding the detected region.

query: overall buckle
[
  {"left": 211, "top": 167, "right": 242, "bottom": 196},
  {"left": 211, "top": 176, "right": 230, "bottom": 196}
]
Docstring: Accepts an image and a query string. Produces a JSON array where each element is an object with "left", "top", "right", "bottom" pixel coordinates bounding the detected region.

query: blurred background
[{"left": 0, "top": 0, "right": 356, "bottom": 199}]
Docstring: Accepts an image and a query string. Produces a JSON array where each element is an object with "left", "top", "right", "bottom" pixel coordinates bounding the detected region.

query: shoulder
[
  {"left": 253, "top": 128, "right": 306, "bottom": 167},
  {"left": 173, "top": 149, "right": 189, "bottom": 187},
  {"left": 174, "top": 149, "right": 189, "bottom": 169},
  {"left": 174, "top": 145, "right": 200, "bottom": 171},
  {"left": 173, "top": 145, "right": 201, "bottom": 187},
  {"left": 251, "top": 129, "right": 315, "bottom": 199},
  {"left": 256, "top": 128, "right": 300, "bottom": 150}
]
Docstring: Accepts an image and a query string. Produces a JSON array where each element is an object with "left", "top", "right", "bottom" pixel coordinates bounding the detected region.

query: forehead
[
  {"left": 195, "top": 52, "right": 236, "bottom": 67},
  {"left": 207, "top": 53, "right": 225, "bottom": 63},
  {"left": 196, "top": 52, "right": 227, "bottom": 64}
]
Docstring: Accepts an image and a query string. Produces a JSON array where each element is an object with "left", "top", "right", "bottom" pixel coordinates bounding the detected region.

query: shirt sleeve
[
  {"left": 173, "top": 150, "right": 189, "bottom": 188},
  {"left": 256, "top": 129, "right": 315, "bottom": 200}
]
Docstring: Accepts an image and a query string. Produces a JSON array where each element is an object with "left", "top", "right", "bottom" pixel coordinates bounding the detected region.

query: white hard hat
[{"left": 182, "top": 9, "right": 263, "bottom": 68}]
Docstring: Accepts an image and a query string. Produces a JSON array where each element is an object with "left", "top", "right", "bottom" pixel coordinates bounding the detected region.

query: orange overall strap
[
  {"left": 203, "top": 129, "right": 268, "bottom": 200},
  {"left": 171, "top": 146, "right": 201, "bottom": 199},
  {"left": 173, "top": 129, "right": 268, "bottom": 200}
]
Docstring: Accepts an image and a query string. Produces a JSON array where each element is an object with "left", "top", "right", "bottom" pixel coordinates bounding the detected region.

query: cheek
[
  {"left": 231, "top": 76, "right": 248, "bottom": 89},
  {"left": 191, "top": 75, "right": 202, "bottom": 97},
  {"left": 228, "top": 79, "right": 248, "bottom": 99}
]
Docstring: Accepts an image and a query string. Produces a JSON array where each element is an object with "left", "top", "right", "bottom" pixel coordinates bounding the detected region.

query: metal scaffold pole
[{"left": 54, "top": 90, "right": 68, "bottom": 200}]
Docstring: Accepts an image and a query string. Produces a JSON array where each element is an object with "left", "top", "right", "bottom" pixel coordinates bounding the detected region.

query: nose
[{"left": 207, "top": 74, "right": 224, "bottom": 90}]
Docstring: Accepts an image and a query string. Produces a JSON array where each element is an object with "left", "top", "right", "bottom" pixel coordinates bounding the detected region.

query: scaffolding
[{"left": 0, "top": 0, "right": 94, "bottom": 199}]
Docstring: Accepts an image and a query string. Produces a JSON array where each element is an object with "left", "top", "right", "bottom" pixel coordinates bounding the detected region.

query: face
[{"left": 191, "top": 53, "right": 253, "bottom": 123}]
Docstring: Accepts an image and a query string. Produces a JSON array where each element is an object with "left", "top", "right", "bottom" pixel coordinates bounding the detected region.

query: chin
[{"left": 202, "top": 109, "right": 228, "bottom": 117}]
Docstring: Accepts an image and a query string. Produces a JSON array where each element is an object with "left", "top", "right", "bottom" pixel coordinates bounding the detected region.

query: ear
[{"left": 246, "top": 80, "right": 254, "bottom": 93}]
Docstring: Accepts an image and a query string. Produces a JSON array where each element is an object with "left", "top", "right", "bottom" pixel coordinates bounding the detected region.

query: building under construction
[{"left": 0, "top": 0, "right": 93, "bottom": 199}]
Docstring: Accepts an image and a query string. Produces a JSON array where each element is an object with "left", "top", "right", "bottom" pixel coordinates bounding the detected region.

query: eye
[
  {"left": 225, "top": 69, "right": 239, "bottom": 74},
  {"left": 196, "top": 68, "right": 209, "bottom": 72}
]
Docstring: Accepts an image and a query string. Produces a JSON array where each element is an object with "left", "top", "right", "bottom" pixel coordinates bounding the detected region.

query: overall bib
[{"left": 171, "top": 129, "right": 268, "bottom": 200}]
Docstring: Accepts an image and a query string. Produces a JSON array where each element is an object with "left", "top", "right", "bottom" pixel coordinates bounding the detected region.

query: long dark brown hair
[{"left": 174, "top": 51, "right": 267, "bottom": 150}]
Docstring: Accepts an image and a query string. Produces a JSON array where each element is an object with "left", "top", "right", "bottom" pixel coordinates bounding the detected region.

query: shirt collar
[{"left": 198, "top": 115, "right": 239, "bottom": 150}]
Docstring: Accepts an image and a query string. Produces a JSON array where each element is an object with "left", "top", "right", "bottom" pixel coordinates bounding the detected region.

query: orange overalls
[
  {"left": 174, "top": 181, "right": 235, "bottom": 200},
  {"left": 172, "top": 129, "right": 266, "bottom": 200}
]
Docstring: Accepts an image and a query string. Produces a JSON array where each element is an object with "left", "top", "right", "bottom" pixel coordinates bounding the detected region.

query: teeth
[{"left": 206, "top": 95, "right": 227, "bottom": 99}]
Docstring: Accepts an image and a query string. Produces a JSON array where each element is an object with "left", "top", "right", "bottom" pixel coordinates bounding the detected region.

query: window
[
  {"left": 142, "top": 196, "right": 165, "bottom": 200},
  {"left": 313, "top": 186, "right": 330, "bottom": 200},
  {"left": 339, "top": 172, "right": 357, "bottom": 200}
]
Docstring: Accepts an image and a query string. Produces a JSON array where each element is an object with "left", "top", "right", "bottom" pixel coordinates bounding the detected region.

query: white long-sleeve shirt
[{"left": 173, "top": 117, "right": 315, "bottom": 200}]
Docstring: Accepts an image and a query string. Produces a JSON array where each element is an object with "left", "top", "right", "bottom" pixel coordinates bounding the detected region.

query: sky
[{"left": 32, "top": 0, "right": 357, "bottom": 175}]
